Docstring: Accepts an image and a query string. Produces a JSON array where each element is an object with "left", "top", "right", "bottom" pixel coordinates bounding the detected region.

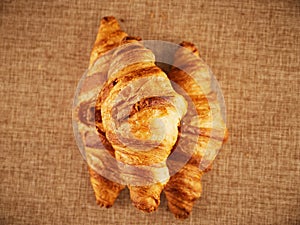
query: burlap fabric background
[{"left": 1, "top": 0, "right": 299, "bottom": 224}]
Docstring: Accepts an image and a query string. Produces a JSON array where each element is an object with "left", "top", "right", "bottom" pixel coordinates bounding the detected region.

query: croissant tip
[
  {"left": 167, "top": 204, "right": 190, "bottom": 219},
  {"left": 179, "top": 41, "right": 199, "bottom": 55},
  {"left": 96, "top": 200, "right": 113, "bottom": 208},
  {"left": 180, "top": 41, "right": 193, "bottom": 46},
  {"left": 175, "top": 213, "right": 190, "bottom": 220},
  {"left": 101, "top": 16, "right": 116, "bottom": 23},
  {"left": 132, "top": 197, "right": 159, "bottom": 213}
]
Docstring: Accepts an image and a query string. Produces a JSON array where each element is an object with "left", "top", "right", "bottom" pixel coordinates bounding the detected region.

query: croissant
[
  {"left": 165, "top": 41, "right": 228, "bottom": 218},
  {"left": 87, "top": 16, "right": 127, "bottom": 208},
  {"left": 88, "top": 16, "right": 188, "bottom": 212},
  {"left": 99, "top": 38, "right": 187, "bottom": 212},
  {"left": 73, "top": 16, "right": 228, "bottom": 218}
]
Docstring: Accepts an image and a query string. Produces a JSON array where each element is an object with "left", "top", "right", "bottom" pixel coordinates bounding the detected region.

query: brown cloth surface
[{"left": 1, "top": 0, "right": 299, "bottom": 224}]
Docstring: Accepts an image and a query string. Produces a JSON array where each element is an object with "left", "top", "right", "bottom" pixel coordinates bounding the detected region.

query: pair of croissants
[{"left": 76, "top": 16, "right": 228, "bottom": 219}]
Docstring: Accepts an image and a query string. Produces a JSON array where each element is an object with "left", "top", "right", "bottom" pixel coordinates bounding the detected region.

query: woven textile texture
[{"left": 1, "top": 0, "right": 299, "bottom": 224}]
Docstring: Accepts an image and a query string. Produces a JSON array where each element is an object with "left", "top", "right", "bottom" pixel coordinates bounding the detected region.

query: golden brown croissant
[
  {"left": 165, "top": 41, "right": 228, "bottom": 218},
  {"left": 88, "top": 16, "right": 188, "bottom": 212},
  {"left": 98, "top": 39, "right": 187, "bottom": 212},
  {"left": 74, "top": 16, "right": 227, "bottom": 218},
  {"left": 87, "top": 16, "right": 127, "bottom": 208}
]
